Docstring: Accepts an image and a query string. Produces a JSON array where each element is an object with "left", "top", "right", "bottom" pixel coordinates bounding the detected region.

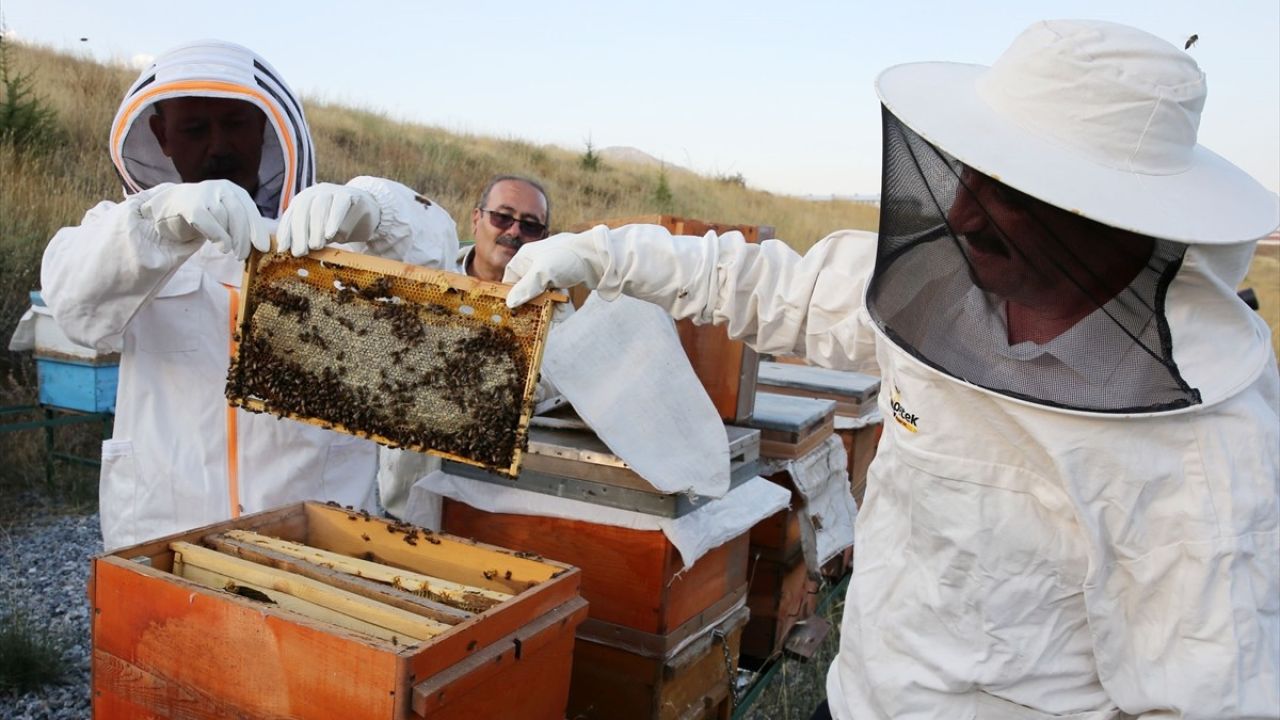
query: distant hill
[
  {"left": 802, "top": 193, "right": 881, "bottom": 205},
  {"left": 598, "top": 146, "right": 687, "bottom": 172}
]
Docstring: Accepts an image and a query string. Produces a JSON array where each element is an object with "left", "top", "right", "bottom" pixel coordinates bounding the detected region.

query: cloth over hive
[{"left": 226, "top": 247, "right": 561, "bottom": 477}]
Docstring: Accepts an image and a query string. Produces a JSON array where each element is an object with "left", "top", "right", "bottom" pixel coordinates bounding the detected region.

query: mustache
[
  {"left": 495, "top": 235, "right": 524, "bottom": 251},
  {"left": 199, "top": 154, "right": 245, "bottom": 181}
]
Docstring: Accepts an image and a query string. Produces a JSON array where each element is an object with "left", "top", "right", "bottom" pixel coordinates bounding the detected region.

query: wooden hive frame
[{"left": 227, "top": 247, "right": 565, "bottom": 477}]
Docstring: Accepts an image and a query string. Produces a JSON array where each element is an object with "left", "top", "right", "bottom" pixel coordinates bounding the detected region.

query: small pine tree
[
  {"left": 0, "top": 34, "right": 60, "bottom": 152},
  {"left": 653, "top": 165, "right": 674, "bottom": 211},
  {"left": 580, "top": 136, "right": 601, "bottom": 171}
]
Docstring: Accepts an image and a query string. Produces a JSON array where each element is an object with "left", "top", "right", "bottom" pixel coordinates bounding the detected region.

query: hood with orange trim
[{"left": 109, "top": 39, "right": 315, "bottom": 219}]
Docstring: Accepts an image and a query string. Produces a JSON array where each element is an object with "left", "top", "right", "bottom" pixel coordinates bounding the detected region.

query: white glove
[
  {"left": 278, "top": 183, "right": 381, "bottom": 257},
  {"left": 503, "top": 231, "right": 603, "bottom": 308},
  {"left": 140, "top": 180, "right": 268, "bottom": 261}
]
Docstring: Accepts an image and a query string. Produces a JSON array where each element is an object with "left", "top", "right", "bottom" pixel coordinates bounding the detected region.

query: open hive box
[
  {"left": 90, "top": 501, "right": 587, "bottom": 719},
  {"left": 227, "top": 247, "right": 563, "bottom": 477}
]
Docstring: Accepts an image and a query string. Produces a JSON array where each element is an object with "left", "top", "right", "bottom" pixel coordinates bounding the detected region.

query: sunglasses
[{"left": 480, "top": 208, "right": 548, "bottom": 239}]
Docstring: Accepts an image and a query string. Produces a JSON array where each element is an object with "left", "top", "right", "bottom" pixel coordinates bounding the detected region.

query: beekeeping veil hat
[
  {"left": 867, "top": 19, "right": 1279, "bottom": 414},
  {"left": 109, "top": 39, "right": 316, "bottom": 218}
]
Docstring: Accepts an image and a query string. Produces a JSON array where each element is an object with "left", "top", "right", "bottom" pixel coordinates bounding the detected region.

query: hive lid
[{"left": 757, "top": 361, "right": 880, "bottom": 402}]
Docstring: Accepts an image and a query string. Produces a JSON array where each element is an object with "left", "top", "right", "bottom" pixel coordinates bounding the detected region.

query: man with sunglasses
[
  {"left": 462, "top": 175, "right": 551, "bottom": 281},
  {"left": 502, "top": 19, "right": 1279, "bottom": 720}
]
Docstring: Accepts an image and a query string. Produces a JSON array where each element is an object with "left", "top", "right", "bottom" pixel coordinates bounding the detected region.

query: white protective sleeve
[
  {"left": 40, "top": 189, "right": 197, "bottom": 352},
  {"left": 346, "top": 176, "right": 459, "bottom": 268},
  {"left": 508, "top": 224, "right": 882, "bottom": 374}
]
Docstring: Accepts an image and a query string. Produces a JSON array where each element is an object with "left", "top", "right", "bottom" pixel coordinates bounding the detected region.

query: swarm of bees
[{"left": 227, "top": 254, "right": 547, "bottom": 474}]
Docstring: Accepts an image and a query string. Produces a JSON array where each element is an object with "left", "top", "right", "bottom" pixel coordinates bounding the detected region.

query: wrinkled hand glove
[
  {"left": 278, "top": 183, "right": 381, "bottom": 257},
  {"left": 503, "top": 233, "right": 601, "bottom": 309},
  {"left": 140, "top": 180, "right": 268, "bottom": 261}
]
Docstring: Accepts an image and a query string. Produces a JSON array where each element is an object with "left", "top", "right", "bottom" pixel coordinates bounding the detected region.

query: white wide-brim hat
[{"left": 876, "top": 19, "right": 1279, "bottom": 245}]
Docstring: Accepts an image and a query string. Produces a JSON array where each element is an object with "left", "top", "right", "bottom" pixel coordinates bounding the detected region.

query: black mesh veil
[{"left": 866, "top": 107, "right": 1201, "bottom": 413}]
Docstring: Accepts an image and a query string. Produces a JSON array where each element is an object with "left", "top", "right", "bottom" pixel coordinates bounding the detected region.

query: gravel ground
[{"left": 0, "top": 493, "right": 100, "bottom": 720}]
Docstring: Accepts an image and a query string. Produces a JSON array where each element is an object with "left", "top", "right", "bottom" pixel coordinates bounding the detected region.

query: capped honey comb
[{"left": 226, "top": 247, "right": 563, "bottom": 477}]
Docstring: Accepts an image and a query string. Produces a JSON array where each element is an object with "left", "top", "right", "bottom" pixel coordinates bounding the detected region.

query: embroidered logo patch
[{"left": 890, "top": 385, "right": 919, "bottom": 433}]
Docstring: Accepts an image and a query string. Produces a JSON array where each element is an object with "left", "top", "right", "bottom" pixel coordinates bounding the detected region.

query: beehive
[
  {"left": 226, "top": 248, "right": 564, "bottom": 477},
  {"left": 90, "top": 501, "right": 587, "bottom": 719}
]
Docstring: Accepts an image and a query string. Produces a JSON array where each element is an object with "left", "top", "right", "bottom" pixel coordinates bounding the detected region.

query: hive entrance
[{"left": 227, "top": 248, "right": 561, "bottom": 476}]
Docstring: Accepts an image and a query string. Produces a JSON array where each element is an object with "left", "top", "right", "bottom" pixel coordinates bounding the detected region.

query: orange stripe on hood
[{"left": 109, "top": 80, "right": 298, "bottom": 212}]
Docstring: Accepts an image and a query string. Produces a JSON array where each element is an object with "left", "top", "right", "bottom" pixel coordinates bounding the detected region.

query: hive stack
[
  {"left": 90, "top": 501, "right": 587, "bottom": 719},
  {"left": 740, "top": 391, "right": 848, "bottom": 666},
  {"left": 440, "top": 423, "right": 763, "bottom": 720},
  {"left": 17, "top": 290, "right": 119, "bottom": 413},
  {"left": 756, "top": 361, "right": 883, "bottom": 507}
]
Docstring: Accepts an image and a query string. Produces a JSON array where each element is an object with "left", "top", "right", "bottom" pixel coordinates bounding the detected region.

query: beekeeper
[
  {"left": 40, "top": 40, "right": 458, "bottom": 551},
  {"left": 504, "top": 19, "right": 1279, "bottom": 720},
  {"left": 461, "top": 174, "right": 552, "bottom": 281}
]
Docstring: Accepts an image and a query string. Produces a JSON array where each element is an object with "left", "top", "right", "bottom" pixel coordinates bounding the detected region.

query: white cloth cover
[
  {"left": 39, "top": 41, "right": 458, "bottom": 551},
  {"left": 782, "top": 435, "right": 857, "bottom": 574},
  {"left": 413, "top": 470, "right": 790, "bottom": 570},
  {"left": 540, "top": 291, "right": 730, "bottom": 497},
  {"left": 377, "top": 446, "right": 441, "bottom": 524},
  {"left": 503, "top": 222, "right": 1279, "bottom": 719},
  {"left": 8, "top": 306, "right": 40, "bottom": 352}
]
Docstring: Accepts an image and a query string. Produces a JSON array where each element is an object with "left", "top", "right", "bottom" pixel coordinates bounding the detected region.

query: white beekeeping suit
[
  {"left": 504, "top": 20, "right": 1280, "bottom": 720},
  {"left": 41, "top": 40, "right": 458, "bottom": 551}
]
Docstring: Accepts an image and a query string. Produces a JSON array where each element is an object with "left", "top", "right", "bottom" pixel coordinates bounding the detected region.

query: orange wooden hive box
[
  {"left": 440, "top": 421, "right": 761, "bottom": 719},
  {"left": 568, "top": 214, "right": 763, "bottom": 424},
  {"left": 444, "top": 502, "right": 750, "bottom": 720},
  {"left": 89, "top": 501, "right": 587, "bottom": 719}
]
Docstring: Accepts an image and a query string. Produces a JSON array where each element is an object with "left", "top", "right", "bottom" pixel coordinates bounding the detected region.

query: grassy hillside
[
  {"left": 1246, "top": 243, "right": 1280, "bottom": 359},
  {"left": 0, "top": 42, "right": 877, "bottom": 347}
]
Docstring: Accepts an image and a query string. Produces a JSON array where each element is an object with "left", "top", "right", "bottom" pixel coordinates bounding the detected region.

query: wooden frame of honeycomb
[{"left": 226, "top": 247, "right": 564, "bottom": 478}]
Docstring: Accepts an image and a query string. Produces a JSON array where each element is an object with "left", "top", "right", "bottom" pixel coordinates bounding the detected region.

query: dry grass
[{"left": 1245, "top": 243, "right": 1280, "bottom": 360}]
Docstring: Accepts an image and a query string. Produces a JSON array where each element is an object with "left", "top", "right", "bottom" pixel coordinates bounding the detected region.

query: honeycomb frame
[{"left": 226, "top": 247, "right": 564, "bottom": 478}]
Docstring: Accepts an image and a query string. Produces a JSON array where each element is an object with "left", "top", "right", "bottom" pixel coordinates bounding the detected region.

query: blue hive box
[{"left": 20, "top": 291, "right": 119, "bottom": 413}]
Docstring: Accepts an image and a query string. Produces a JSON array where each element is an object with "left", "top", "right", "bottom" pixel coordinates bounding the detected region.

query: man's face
[
  {"left": 945, "top": 167, "right": 1149, "bottom": 312},
  {"left": 149, "top": 97, "right": 267, "bottom": 193},
  {"left": 469, "top": 180, "right": 549, "bottom": 282}
]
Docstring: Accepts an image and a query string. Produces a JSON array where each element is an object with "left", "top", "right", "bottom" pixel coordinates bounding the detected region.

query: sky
[{"left": 3, "top": 0, "right": 1278, "bottom": 198}]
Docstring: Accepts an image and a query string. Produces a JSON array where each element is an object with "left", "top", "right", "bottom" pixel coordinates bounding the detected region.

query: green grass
[{"left": 0, "top": 603, "right": 67, "bottom": 694}]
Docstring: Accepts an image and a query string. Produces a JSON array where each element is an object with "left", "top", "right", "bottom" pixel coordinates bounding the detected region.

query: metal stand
[
  {"left": 731, "top": 571, "right": 851, "bottom": 719},
  {"left": 0, "top": 404, "right": 112, "bottom": 492}
]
